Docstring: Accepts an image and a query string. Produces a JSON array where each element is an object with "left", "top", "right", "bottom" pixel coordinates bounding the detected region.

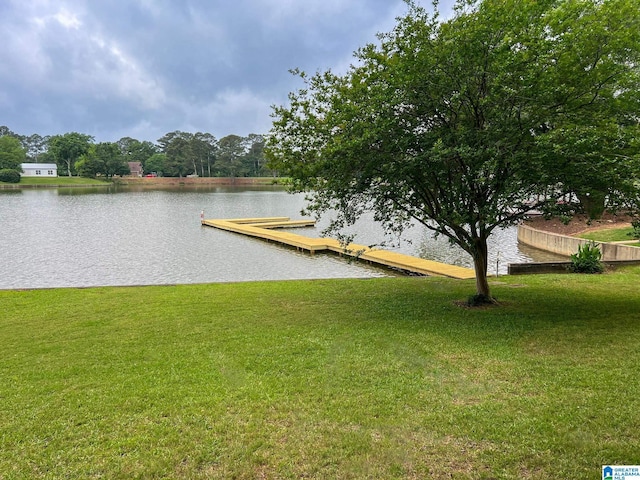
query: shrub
[
  {"left": 628, "top": 220, "right": 640, "bottom": 240},
  {"left": 568, "top": 242, "right": 604, "bottom": 274},
  {"left": 559, "top": 215, "right": 572, "bottom": 226},
  {"left": 0, "top": 169, "right": 21, "bottom": 183}
]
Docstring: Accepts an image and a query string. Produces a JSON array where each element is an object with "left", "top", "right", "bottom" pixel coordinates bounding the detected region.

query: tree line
[{"left": 0, "top": 125, "right": 271, "bottom": 179}]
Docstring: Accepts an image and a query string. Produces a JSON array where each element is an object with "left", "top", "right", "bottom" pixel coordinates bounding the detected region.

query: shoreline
[{"left": 0, "top": 176, "right": 286, "bottom": 189}]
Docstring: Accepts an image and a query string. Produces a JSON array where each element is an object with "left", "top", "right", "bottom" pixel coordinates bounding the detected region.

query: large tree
[
  {"left": 0, "top": 135, "right": 26, "bottom": 171},
  {"left": 117, "top": 137, "right": 159, "bottom": 166},
  {"left": 76, "top": 142, "right": 129, "bottom": 178},
  {"left": 48, "top": 133, "right": 94, "bottom": 177},
  {"left": 244, "top": 134, "right": 268, "bottom": 177},
  {"left": 21, "top": 134, "right": 50, "bottom": 162},
  {"left": 267, "top": 0, "right": 640, "bottom": 301},
  {"left": 190, "top": 132, "right": 218, "bottom": 177},
  {"left": 158, "top": 131, "right": 195, "bottom": 177},
  {"left": 216, "top": 135, "right": 248, "bottom": 177},
  {"left": 144, "top": 153, "right": 167, "bottom": 176}
]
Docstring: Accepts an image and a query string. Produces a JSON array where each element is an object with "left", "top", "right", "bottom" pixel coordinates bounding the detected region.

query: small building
[
  {"left": 127, "top": 162, "right": 143, "bottom": 177},
  {"left": 21, "top": 163, "right": 58, "bottom": 177}
]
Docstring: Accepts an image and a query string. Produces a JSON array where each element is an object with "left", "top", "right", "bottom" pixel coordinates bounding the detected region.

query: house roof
[{"left": 21, "top": 163, "right": 57, "bottom": 169}]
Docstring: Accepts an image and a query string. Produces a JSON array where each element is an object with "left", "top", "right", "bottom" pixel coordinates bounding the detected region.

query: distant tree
[
  {"left": 191, "top": 132, "right": 218, "bottom": 177},
  {"left": 48, "top": 133, "right": 94, "bottom": 177},
  {"left": 244, "top": 134, "right": 268, "bottom": 176},
  {"left": 157, "top": 131, "right": 183, "bottom": 153},
  {"left": 216, "top": 135, "right": 247, "bottom": 177},
  {"left": 75, "top": 147, "right": 102, "bottom": 178},
  {"left": 267, "top": 0, "right": 640, "bottom": 302},
  {"left": 21, "top": 134, "right": 50, "bottom": 162},
  {"left": 144, "top": 153, "right": 167, "bottom": 176},
  {"left": 158, "top": 131, "right": 194, "bottom": 177},
  {"left": 0, "top": 126, "right": 17, "bottom": 138},
  {"left": 0, "top": 135, "right": 27, "bottom": 171},
  {"left": 166, "top": 136, "right": 193, "bottom": 177},
  {"left": 117, "top": 137, "right": 159, "bottom": 166},
  {"left": 99, "top": 142, "right": 129, "bottom": 178},
  {"left": 76, "top": 142, "right": 129, "bottom": 178}
]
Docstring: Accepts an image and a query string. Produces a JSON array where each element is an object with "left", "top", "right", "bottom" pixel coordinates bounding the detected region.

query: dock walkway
[{"left": 202, "top": 217, "right": 476, "bottom": 280}]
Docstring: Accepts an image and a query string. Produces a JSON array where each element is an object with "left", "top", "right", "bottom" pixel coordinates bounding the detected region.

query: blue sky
[{"left": 0, "top": 0, "right": 454, "bottom": 143}]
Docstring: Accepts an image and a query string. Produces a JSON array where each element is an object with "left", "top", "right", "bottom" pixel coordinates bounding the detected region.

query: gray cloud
[{"left": 0, "top": 0, "right": 453, "bottom": 143}]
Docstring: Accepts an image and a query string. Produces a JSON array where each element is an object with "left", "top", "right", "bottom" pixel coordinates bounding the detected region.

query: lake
[{"left": 0, "top": 186, "right": 561, "bottom": 289}]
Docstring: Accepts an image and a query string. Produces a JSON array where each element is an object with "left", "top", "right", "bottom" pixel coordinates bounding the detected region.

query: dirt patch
[{"left": 524, "top": 212, "right": 634, "bottom": 237}]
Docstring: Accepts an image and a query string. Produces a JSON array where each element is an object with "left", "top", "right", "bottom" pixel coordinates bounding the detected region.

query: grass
[
  {"left": 578, "top": 226, "right": 638, "bottom": 243},
  {"left": 1, "top": 270, "right": 640, "bottom": 479},
  {"left": 5, "top": 177, "right": 111, "bottom": 186}
]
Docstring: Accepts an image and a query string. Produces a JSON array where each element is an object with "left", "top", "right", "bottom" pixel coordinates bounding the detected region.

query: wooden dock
[{"left": 201, "top": 217, "right": 476, "bottom": 280}]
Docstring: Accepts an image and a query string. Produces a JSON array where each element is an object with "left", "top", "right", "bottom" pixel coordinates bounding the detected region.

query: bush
[
  {"left": 628, "top": 220, "right": 640, "bottom": 240},
  {"left": 0, "top": 169, "right": 21, "bottom": 183},
  {"left": 568, "top": 242, "right": 604, "bottom": 274}
]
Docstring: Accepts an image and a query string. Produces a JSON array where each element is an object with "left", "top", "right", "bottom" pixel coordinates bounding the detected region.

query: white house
[{"left": 21, "top": 163, "right": 58, "bottom": 177}]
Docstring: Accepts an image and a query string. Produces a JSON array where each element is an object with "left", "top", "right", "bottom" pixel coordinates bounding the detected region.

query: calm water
[{"left": 0, "top": 186, "right": 561, "bottom": 289}]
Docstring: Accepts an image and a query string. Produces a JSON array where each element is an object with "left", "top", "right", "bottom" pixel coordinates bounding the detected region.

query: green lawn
[
  {"left": 578, "top": 226, "right": 638, "bottom": 243},
  {"left": 1, "top": 270, "right": 639, "bottom": 479},
  {"left": 10, "top": 176, "right": 111, "bottom": 186}
]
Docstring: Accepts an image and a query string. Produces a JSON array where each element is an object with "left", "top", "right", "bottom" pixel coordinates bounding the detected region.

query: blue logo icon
[{"left": 603, "top": 466, "right": 613, "bottom": 480}]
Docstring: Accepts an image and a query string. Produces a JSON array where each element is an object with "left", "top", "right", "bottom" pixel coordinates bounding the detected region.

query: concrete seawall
[
  {"left": 517, "top": 224, "right": 640, "bottom": 261},
  {"left": 117, "top": 177, "right": 282, "bottom": 186}
]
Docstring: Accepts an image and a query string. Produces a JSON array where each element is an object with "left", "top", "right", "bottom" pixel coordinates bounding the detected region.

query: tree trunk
[
  {"left": 471, "top": 237, "right": 492, "bottom": 300},
  {"left": 576, "top": 191, "right": 606, "bottom": 219}
]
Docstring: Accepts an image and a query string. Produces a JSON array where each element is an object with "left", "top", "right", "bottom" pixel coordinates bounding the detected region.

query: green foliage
[
  {"left": 161, "top": 132, "right": 193, "bottom": 177},
  {"left": 155, "top": 131, "right": 269, "bottom": 178},
  {"left": 0, "top": 135, "right": 26, "bottom": 170},
  {"left": 0, "top": 168, "right": 21, "bottom": 183},
  {"left": 3, "top": 124, "right": 272, "bottom": 179},
  {"left": 157, "top": 131, "right": 214, "bottom": 178},
  {"left": 267, "top": 0, "right": 640, "bottom": 299},
  {"left": 48, "top": 132, "right": 94, "bottom": 177},
  {"left": 75, "top": 142, "right": 129, "bottom": 178},
  {"left": 630, "top": 220, "right": 640, "bottom": 240},
  {"left": 568, "top": 242, "right": 604, "bottom": 274},
  {"left": 117, "top": 137, "right": 158, "bottom": 165},
  {"left": 144, "top": 153, "right": 167, "bottom": 176},
  {"left": 215, "top": 134, "right": 248, "bottom": 177},
  {"left": 559, "top": 215, "right": 572, "bottom": 226},
  {"left": 21, "top": 133, "right": 49, "bottom": 162}
]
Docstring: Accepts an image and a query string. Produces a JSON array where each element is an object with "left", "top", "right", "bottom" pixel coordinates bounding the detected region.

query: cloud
[
  {"left": 199, "top": 88, "right": 274, "bottom": 137},
  {"left": 0, "top": 0, "right": 454, "bottom": 143},
  {"left": 52, "top": 8, "right": 82, "bottom": 29}
]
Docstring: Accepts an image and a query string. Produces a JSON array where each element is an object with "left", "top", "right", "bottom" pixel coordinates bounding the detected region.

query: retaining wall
[
  {"left": 118, "top": 177, "right": 282, "bottom": 186},
  {"left": 517, "top": 224, "right": 640, "bottom": 261},
  {"left": 508, "top": 260, "right": 640, "bottom": 275}
]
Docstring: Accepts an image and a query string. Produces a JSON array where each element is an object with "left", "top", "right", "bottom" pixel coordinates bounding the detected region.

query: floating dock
[{"left": 201, "top": 217, "right": 476, "bottom": 280}]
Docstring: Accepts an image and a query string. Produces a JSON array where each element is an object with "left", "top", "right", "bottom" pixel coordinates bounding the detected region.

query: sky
[{"left": 0, "top": 0, "right": 454, "bottom": 144}]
